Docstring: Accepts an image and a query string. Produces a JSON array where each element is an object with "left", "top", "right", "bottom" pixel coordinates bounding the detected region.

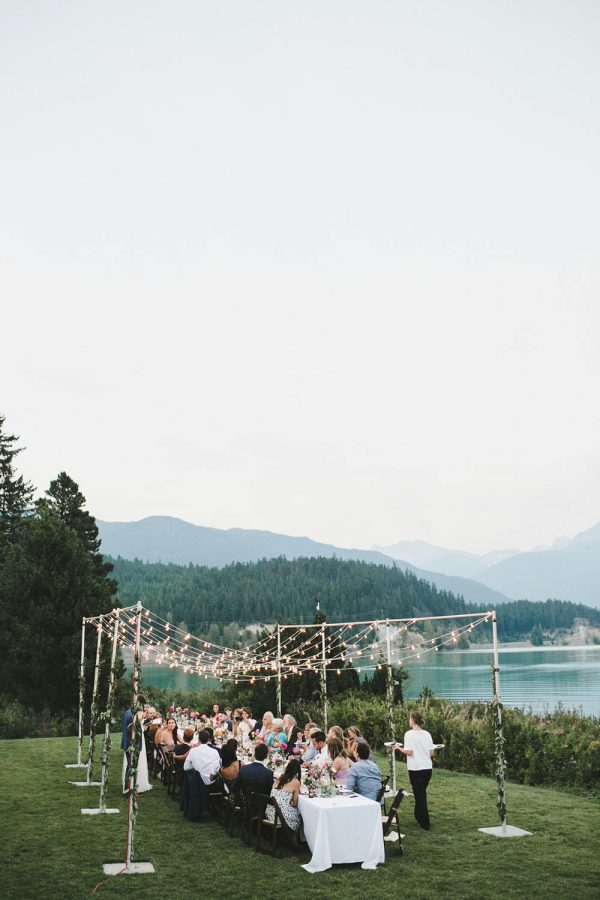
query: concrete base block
[
  {"left": 103, "top": 862, "right": 155, "bottom": 875},
  {"left": 478, "top": 825, "right": 532, "bottom": 837},
  {"left": 81, "top": 807, "right": 119, "bottom": 815},
  {"left": 69, "top": 781, "right": 101, "bottom": 787},
  {"left": 65, "top": 763, "right": 87, "bottom": 768}
]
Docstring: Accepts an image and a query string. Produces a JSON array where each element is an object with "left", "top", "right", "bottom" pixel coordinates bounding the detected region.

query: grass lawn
[{"left": 0, "top": 735, "right": 599, "bottom": 899}]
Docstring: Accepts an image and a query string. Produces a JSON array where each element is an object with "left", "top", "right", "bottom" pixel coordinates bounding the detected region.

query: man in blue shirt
[{"left": 346, "top": 742, "right": 382, "bottom": 801}]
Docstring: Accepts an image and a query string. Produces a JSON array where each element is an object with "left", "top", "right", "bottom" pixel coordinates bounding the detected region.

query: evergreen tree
[
  {"left": 0, "top": 505, "right": 115, "bottom": 728},
  {"left": 0, "top": 415, "right": 34, "bottom": 555},
  {"left": 39, "top": 471, "right": 115, "bottom": 585}
]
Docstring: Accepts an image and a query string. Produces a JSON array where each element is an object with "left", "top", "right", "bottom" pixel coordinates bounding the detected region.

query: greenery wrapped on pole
[
  {"left": 82, "top": 610, "right": 121, "bottom": 815},
  {"left": 478, "top": 611, "right": 532, "bottom": 838},
  {"left": 65, "top": 618, "right": 88, "bottom": 769}
]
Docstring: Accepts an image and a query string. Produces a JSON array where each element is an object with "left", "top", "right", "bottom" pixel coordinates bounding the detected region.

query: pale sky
[{"left": 2, "top": 1, "right": 599, "bottom": 555}]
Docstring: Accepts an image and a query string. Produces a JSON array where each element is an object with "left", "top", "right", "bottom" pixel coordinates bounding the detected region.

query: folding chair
[
  {"left": 376, "top": 776, "right": 390, "bottom": 803},
  {"left": 254, "top": 794, "right": 283, "bottom": 857},
  {"left": 382, "top": 789, "right": 406, "bottom": 853}
]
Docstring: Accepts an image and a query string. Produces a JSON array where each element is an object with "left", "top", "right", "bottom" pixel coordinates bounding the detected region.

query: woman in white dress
[{"left": 122, "top": 711, "right": 152, "bottom": 793}]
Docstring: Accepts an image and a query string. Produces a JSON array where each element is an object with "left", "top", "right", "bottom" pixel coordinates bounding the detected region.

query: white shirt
[
  {"left": 184, "top": 743, "right": 221, "bottom": 785},
  {"left": 404, "top": 728, "right": 434, "bottom": 771},
  {"left": 315, "top": 745, "right": 330, "bottom": 765}
]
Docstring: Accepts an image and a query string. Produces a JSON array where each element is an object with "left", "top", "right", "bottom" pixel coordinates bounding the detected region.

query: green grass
[{"left": 0, "top": 736, "right": 599, "bottom": 899}]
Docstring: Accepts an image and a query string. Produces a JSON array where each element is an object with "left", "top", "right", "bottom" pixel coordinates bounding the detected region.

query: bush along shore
[
  {"left": 133, "top": 687, "right": 600, "bottom": 795},
  {"left": 2, "top": 687, "right": 598, "bottom": 795}
]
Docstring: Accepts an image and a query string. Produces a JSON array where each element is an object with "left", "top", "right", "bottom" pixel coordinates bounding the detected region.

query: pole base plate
[
  {"left": 65, "top": 763, "right": 87, "bottom": 769},
  {"left": 69, "top": 781, "right": 101, "bottom": 787},
  {"left": 81, "top": 808, "right": 119, "bottom": 815},
  {"left": 478, "top": 825, "right": 532, "bottom": 837},
  {"left": 103, "top": 862, "right": 155, "bottom": 875}
]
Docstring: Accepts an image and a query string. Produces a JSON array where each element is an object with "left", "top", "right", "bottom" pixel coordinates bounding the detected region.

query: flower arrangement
[{"left": 305, "top": 760, "right": 336, "bottom": 796}]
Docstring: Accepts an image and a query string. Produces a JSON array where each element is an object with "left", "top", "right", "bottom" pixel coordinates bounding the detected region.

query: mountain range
[
  {"left": 97, "top": 516, "right": 509, "bottom": 608},
  {"left": 97, "top": 516, "right": 600, "bottom": 608}
]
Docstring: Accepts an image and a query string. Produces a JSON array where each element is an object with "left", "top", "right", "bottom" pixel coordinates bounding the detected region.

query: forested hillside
[{"left": 109, "top": 556, "right": 600, "bottom": 639}]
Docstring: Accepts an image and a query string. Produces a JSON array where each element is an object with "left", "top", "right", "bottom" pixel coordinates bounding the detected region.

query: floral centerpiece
[{"left": 305, "top": 760, "right": 336, "bottom": 797}]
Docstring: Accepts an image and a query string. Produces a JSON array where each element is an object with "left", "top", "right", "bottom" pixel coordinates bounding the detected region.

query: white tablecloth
[{"left": 298, "top": 795, "right": 385, "bottom": 873}]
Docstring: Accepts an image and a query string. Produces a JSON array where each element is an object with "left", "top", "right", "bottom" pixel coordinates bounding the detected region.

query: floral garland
[{"left": 490, "top": 663, "right": 507, "bottom": 825}]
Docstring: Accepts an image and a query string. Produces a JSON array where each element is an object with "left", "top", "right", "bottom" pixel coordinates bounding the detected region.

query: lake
[
  {"left": 139, "top": 644, "right": 600, "bottom": 717},
  {"left": 404, "top": 645, "right": 600, "bottom": 717}
]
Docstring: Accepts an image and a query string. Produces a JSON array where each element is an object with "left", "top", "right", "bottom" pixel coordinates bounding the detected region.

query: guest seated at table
[
  {"left": 301, "top": 723, "right": 320, "bottom": 763},
  {"left": 282, "top": 714, "right": 298, "bottom": 749},
  {"left": 270, "top": 717, "right": 288, "bottom": 749},
  {"left": 224, "top": 707, "right": 234, "bottom": 732},
  {"left": 184, "top": 729, "right": 221, "bottom": 784},
  {"left": 265, "top": 758, "right": 302, "bottom": 832},
  {"left": 204, "top": 726, "right": 219, "bottom": 751},
  {"left": 288, "top": 725, "right": 304, "bottom": 756},
  {"left": 258, "top": 711, "right": 274, "bottom": 740},
  {"left": 327, "top": 725, "right": 344, "bottom": 743},
  {"left": 173, "top": 727, "right": 195, "bottom": 760},
  {"left": 347, "top": 725, "right": 374, "bottom": 761},
  {"left": 230, "top": 742, "right": 274, "bottom": 806},
  {"left": 311, "top": 731, "right": 329, "bottom": 764},
  {"left": 327, "top": 737, "right": 352, "bottom": 787},
  {"left": 231, "top": 708, "right": 243, "bottom": 738},
  {"left": 345, "top": 742, "right": 382, "bottom": 802},
  {"left": 155, "top": 716, "right": 177, "bottom": 749},
  {"left": 220, "top": 738, "right": 240, "bottom": 784}
]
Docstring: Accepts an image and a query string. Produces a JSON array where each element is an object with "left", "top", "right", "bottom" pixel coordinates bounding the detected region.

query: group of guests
[{"left": 129, "top": 700, "right": 436, "bottom": 833}]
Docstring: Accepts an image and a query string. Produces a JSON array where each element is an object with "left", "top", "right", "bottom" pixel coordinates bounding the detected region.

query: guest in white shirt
[
  {"left": 310, "top": 730, "right": 330, "bottom": 765},
  {"left": 395, "top": 711, "right": 435, "bottom": 830},
  {"left": 184, "top": 730, "right": 221, "bottom": 785}
]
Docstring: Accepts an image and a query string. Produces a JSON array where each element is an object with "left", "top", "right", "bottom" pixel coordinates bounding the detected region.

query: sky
[{"left": 2, "top": 1, "right": 599, "bottom": 555}]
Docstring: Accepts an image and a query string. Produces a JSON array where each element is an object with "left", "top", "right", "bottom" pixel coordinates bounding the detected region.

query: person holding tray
[{"left": 394, "top": 710, "right": 435, "bottom": 830}]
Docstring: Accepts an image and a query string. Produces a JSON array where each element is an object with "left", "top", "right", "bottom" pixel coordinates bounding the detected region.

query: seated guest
[
  {"left": 173, "top": 726, "right": 195, "bottom": 761},
  {"left": 266, "top": 759, "right": 302, "bottom": 832},
  {"left": 230, "top": 743, "right": 274, "bottom": 808},
  {"left": 258, "top": 711, "right": 274, "bottom": 740},
  {"left": 204, "top": 727, "right": 219, "bottom": 751},
  {"left": 282, "top": 713, "right": 298, "bottom": 749},
  {"left": 224, "top": 707, "right": 233, "bottom": 732},
  {"left": 155, "top": 716, "right": 177, "bottom": 749},
  {"left": 184, "top": 730, "right": 221, "bottom": 785},
  {"left": 220, "top": 738, "right": 240, "bottom": 784},
  {"left": 288, "top": 725, "right": 304, "bottom": 755},
  {"left": 345, "top": 742, "right": 382, "bottom": 802},
  {"left": 231, "top": 708, "right": 243, "bottom": 738},
  {"left": 311, "top": 730, "right": 329, "bottom": 764},
  {"left": 301, "top": 725, "right": 320, "bottom": 764},
  {"left": 211, "top": 703, "right": 220, "bottom": 727},
  {"left": 327, "top": 725, "right": 344, "bottom": 743},
  {"left": 270, "top": 717, "right": 288, "bottom": 749},
  {"left": 327, "top": 737, "right": 352, "bottom": 787},
  {"left": 347, "top": 725, "right": 374, "bottom": 761}
]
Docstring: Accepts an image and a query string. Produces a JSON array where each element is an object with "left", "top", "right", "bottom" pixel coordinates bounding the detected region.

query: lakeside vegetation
[{"left": 1, "top": 734, "right": 598, "bottom": 900}]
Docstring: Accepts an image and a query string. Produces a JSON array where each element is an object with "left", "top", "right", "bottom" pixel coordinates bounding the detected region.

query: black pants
[{"left": 409, "top": 768, "right": 432, "bottom": 829}]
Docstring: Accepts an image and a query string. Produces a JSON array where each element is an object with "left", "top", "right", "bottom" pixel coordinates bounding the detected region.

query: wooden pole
[
  {"left": 385, "top": 619, "right": 397, "bottom": 792},
  {"left": 320, "top": 624, "right": 328, "bottom": 731},
  {"left": 98, "top": 610, "right": 120, "bottom": 813},
  {"left": 85, "top": 617, "right": 104, "bottom": 784},
  {"left": 276, "top": 624, "right": 282, "bottom": 717}
]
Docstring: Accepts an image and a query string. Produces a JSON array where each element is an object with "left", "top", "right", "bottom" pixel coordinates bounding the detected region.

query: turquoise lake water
[{"left": 139, "top": 645, "right": 600, "bottom": 717}]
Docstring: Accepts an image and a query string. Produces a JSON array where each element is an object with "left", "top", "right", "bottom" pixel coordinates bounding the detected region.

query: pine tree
[
  {"left": 39, "top": 471, "right": 115, "bottom": 585},
  {"left": 0, "top": 415, "right": 34, "bottom": 554}
]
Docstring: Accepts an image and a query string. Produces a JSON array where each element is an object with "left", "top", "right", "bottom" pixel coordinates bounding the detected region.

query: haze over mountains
[
  {"left": 97, "top": 516, "right": 600, "bottom": 609},
  {"left": 97, "top": 516, "right": 509, "bottom": 608}
]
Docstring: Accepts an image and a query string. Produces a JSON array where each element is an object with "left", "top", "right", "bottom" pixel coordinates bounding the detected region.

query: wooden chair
[
  {"left": 376, "top": 776, "right": 390, "bottom": 803},
  {"left": 254, "top": 794, "right": 282, "bottom": 857},
  {"left": 255, "top": 794, "right": 305, "bottom": 856},
  {"left": 382, "top": 789, "right": 406, "bottom": 852}
]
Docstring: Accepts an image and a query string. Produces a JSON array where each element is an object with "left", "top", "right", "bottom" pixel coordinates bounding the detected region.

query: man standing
[{"left": 121, "top": 694, "right": 147, "bottom": 792}]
